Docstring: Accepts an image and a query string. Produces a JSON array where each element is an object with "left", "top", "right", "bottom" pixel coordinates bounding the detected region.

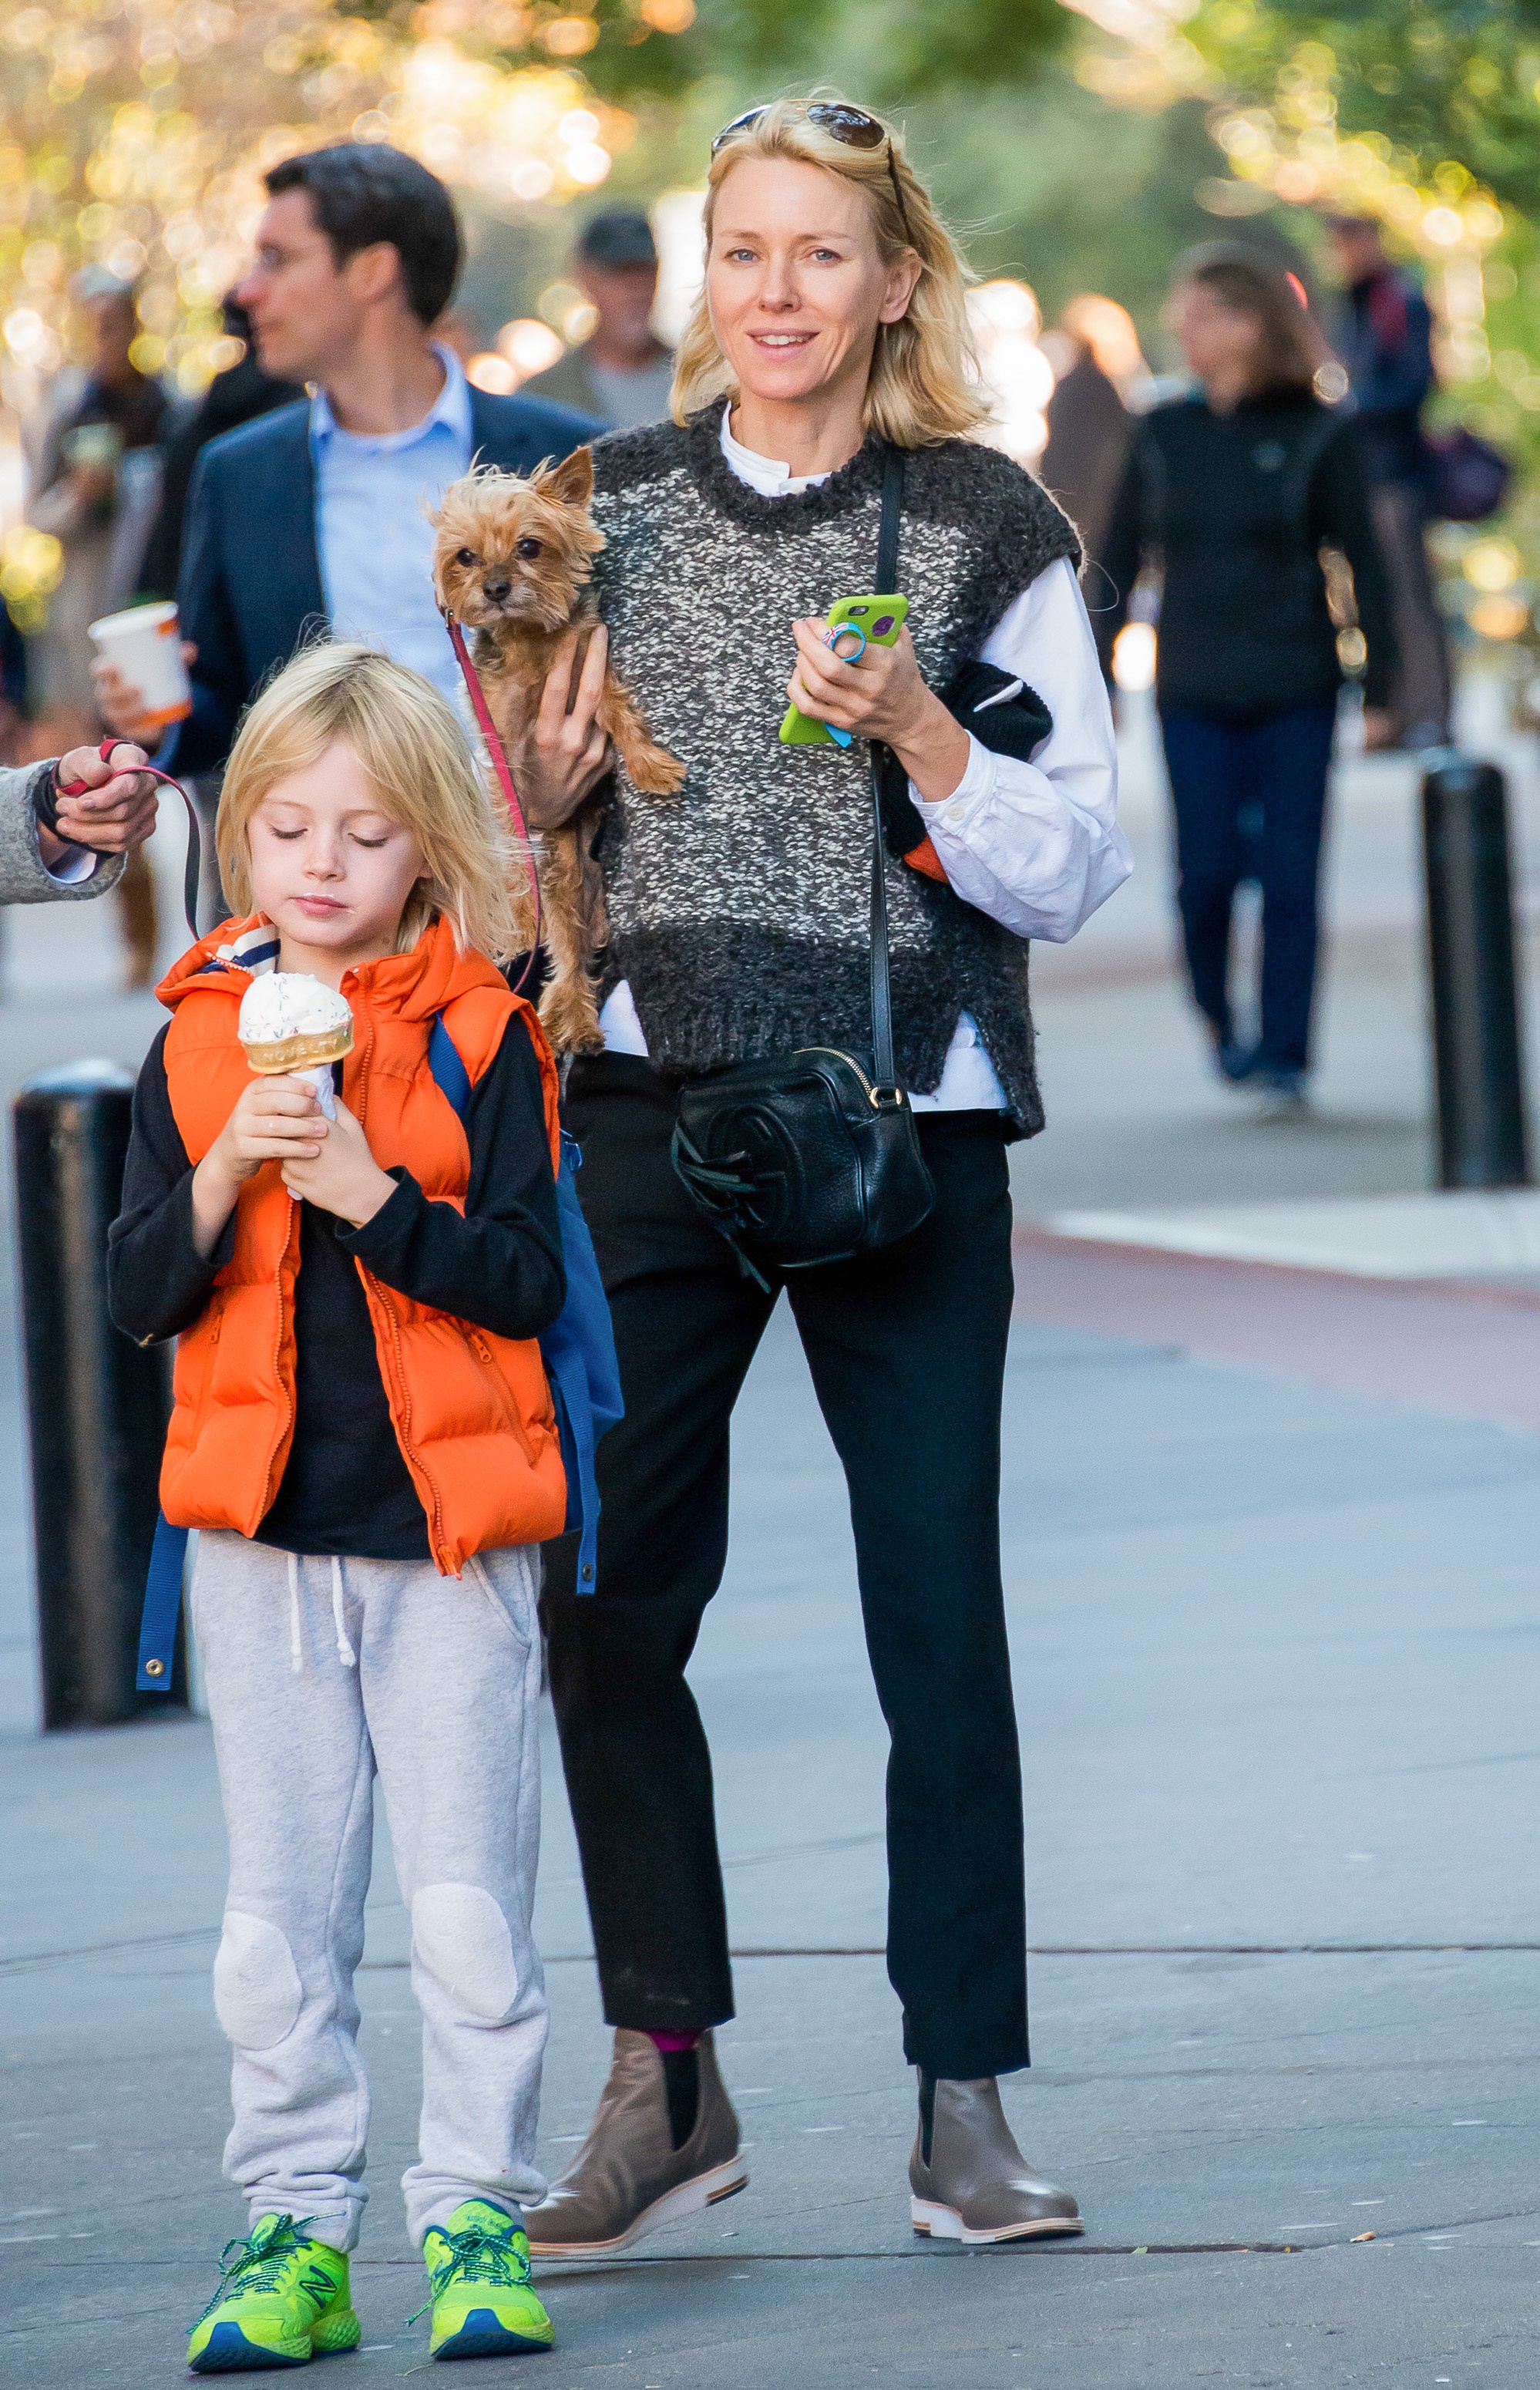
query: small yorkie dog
[{"left": 431, "top": 447, "right": 684, "bottom": 1053}]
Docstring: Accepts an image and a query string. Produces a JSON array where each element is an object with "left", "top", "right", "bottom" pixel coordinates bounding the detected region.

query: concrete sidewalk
[{"left": 5, "top": 1301, "right": 1539, "bottom": 2385}]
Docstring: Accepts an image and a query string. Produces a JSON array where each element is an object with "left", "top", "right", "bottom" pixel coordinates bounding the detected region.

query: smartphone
[{"left": 780, "top": 593, "right": 910, "bottom": 748}]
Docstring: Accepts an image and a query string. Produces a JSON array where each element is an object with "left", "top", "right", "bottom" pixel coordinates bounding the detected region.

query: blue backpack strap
[
  {"left": 543, "top": 1134, "right": 623, "bottom": 1586},
  {"left": 428, "top": 1013, "right": 472, "bottom": 1119},
  {"left": 137, "top": 1510, "right": 188, "bottom": 1692},
  {"left": 426, "top": 1012, "right": 622, "bottom": 1591}
]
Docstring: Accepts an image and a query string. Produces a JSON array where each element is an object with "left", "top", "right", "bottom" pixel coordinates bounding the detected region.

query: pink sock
[{"left": 647, "top": 2029, "right": 701, "bottom": 2053}]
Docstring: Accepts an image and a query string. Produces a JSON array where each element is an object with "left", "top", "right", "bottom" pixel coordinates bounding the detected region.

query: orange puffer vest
[{"left": 156, "top": 913, "right": 567, "bottom": 1575}]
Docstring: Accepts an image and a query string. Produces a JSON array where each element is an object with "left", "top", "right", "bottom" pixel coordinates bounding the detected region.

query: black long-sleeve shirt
[
  {"left": 1098, "top": 388, "right": 1398, "bottom": 719},
  {"left": 108, "top": 1022, "right": 565, "bottom": 1560}
]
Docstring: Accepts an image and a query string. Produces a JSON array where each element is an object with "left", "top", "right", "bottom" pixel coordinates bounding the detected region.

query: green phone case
[{"left": 779, "top": 594, "right": 910, "bottom": 746}]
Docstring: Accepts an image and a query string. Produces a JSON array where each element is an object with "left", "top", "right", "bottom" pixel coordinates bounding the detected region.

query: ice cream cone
[
  {"left": 237, "top": 973, "right": 355, "bottom": 1123},
  {"left": 240, "top": 1024, "right": 355, "bottom": 1076}
]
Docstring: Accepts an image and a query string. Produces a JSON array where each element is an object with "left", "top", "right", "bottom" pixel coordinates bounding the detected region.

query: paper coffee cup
[{"left": 87, "top": 600, "right": 192, "bottom": 733}]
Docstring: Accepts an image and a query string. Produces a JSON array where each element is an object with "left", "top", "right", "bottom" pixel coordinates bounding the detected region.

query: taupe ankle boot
[
  {"left": 910, "top": 2074, "right": 1083, "bottom": 2244},
  {"left": 525, "top": 2029, "right": 746, "bottom": 2256}
]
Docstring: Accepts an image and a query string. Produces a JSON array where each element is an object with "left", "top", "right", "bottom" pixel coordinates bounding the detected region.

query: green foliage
[
  {"left": 584, "top": 0, "right": 1070, "bottom": 105},
  {"left": 1189, "top": 0, "right": 1540, "bottom": 210},
  {"left": 910, "top": 82, "right": 1225, "bottom": 343}
]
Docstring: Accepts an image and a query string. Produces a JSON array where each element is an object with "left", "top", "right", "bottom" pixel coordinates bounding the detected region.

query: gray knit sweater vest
[{"left": 588, "top": 408, "right": 1081, "bottom": 1134}]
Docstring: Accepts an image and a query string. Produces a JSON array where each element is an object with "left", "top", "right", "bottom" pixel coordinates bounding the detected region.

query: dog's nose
[{"left": 483, "top": 577, "right": 512, "bottom": 602}]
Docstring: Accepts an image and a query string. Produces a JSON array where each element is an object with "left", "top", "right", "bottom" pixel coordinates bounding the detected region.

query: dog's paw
[
  {"left": 540, "top": 974, "right": 605, "bottom": 1056},
  {"left": 630, "top": 743, "right": 688, "bottom": 799}
]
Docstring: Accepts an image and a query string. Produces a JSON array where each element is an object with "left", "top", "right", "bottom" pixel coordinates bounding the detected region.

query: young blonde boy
[{"left": 109, "top": 644, "right": 567, "bottom": 2368}]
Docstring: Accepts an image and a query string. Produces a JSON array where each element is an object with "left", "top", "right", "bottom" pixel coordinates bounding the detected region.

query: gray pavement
[{"left": 3, "top": 702, "right": 1540, "bottom": 2384}]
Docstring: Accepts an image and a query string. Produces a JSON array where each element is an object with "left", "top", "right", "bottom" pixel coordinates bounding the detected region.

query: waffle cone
[{"left": 240, "top": 1025, "right": 355, "bottom": 1076}]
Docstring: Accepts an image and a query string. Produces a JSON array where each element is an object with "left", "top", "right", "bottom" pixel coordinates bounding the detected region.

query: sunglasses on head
[{"left": 711, "top": 103, "right": 916, "bottom": 250}]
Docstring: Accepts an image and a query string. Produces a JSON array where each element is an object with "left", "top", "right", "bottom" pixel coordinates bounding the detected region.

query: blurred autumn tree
[{"left": 0, "top": 0, "right": 675, "bottom": 402}]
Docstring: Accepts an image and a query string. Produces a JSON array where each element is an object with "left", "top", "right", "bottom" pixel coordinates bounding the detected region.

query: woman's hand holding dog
[
  {"left": 192, "top": 1079, "right": 395, "bottom": 1257},
  {"left": 510, "top": 625, "right": 615, "bottom": 830},
  {"left": 787, "top": 618, "right": 971, "bottom": 803}
]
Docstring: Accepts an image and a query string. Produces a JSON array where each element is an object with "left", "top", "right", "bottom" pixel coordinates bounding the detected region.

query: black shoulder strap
[{"left": 868, "top": 447, "right": 905, "bottom": 1096}]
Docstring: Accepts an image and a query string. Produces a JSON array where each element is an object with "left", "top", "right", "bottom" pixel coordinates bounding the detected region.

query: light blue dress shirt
[{"left": 309, "top": 343, "right": 472, "bottom": 702}]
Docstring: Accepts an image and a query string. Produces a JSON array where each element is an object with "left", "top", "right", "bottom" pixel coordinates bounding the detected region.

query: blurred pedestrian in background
[
  {"left": 1325, "top": 214, "right": 1451, "bottom": 751},
  {"left": 97, "top": 144, "right": 597, "bottom": 779},
  {"left": 1039, "top": 295, "right": 1145, "bottom": 570},
  {"left": 25, "top": 268, "right": 179, "bottom": 984},
  {"left": 137, "top": 294, "right": 302, "bottom": 603},
  {"left": 1100, "top": 243, "right": 1396, "bottom": 1113},
  {"left": 520, "top": 208, "right": 674, "bottom": 429}
]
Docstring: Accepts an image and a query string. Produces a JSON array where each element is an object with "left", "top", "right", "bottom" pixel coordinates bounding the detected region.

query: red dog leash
[
  {"left": 56, "top": 738, "right": 203, "bottom": 937},
  {"left": 444, "top": 614, "right": 543, "bottom": 996}
]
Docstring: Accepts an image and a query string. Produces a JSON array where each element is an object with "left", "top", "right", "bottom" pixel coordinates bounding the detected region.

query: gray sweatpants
[{"left": 190, "top": 1531, "right": 549, "bottom": 2250}]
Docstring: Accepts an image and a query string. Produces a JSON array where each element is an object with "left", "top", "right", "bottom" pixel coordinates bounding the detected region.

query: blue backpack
[{"left": 136, "top": 1013, "right": 621, "bottom": 1691}]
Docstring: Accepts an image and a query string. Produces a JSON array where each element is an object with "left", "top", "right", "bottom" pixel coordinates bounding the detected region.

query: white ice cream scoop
[{"left": 237, "top": 973, "right": 353, "bottom": 1119}]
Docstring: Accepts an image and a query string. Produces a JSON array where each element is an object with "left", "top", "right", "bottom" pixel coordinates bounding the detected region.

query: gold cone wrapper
[{"left": 240, "top": 1025, "right": 355, "bottom": 1076}]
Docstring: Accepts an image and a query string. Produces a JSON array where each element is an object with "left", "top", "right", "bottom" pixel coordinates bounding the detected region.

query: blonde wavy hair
[
  {"left": 217, "top": 641, "right": 521, "bottom": 962},
  {"left": 671, "top": 98, "right": 988, "bottom": 449}
]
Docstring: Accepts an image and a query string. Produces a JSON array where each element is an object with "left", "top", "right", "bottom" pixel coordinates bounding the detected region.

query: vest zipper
[{"left": 458, "top": 1322, "right": 537, "bottom": 1462}]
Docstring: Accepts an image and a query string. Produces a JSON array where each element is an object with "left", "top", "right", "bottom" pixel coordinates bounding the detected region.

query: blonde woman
[
  {"left": 108, "top": 645, "right": 567, "bottom": 2367},
  {"left": 519, "top": 100, "right": 1131, "bottom": 2253}
]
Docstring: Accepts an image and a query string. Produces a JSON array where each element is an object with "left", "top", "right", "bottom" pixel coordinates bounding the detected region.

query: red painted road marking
[{"left": 1013, "top": 1226, "right": 1540, "bottom": 1435}]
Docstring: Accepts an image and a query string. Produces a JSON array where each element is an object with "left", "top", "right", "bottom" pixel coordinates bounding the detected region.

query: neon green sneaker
[
  {"left": 418, "top": 2200, "right": 554, "bottom": 2360},
  {"left": 187, "top": 2212, "right": 361, "bottom": 2371}
]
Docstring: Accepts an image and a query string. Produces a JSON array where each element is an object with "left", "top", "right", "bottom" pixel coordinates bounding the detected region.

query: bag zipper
[{"left": 793, "top": 1047, "right": 906, "bottom": 1110}]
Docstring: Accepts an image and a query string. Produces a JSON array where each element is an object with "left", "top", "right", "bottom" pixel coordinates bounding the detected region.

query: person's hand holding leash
[
  {"left": 786, "top": 617, "right": 970, "bottom": 801},
  {"left": 49, "top": 739, "right": 160, "bottom": 860}
]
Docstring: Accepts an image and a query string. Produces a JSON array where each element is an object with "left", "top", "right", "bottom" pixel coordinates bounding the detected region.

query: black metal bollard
[
  {"left": 1422, "top": 758, "right": 1530, "bottom": 1190},
  {"left": 13, "top": 1061, "right": 180, "bottom": 1728}
]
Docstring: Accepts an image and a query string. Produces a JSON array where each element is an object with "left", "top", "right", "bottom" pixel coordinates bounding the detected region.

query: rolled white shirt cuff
[{"left": 909, "top": 732, "right": 995, "bottom": 823}]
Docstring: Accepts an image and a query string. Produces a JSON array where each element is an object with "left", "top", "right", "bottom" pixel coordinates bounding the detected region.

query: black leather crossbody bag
[{"left": 671, "top": 447, "right": 936, "bottom": 1291}]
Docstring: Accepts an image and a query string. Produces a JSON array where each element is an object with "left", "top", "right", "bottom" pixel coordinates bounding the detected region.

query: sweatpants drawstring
[
  {"left": 331, "top": 1557, "right": 357, "bottom": 1668},
  {"left": 287, "top": 1554, "right": 303, "bottom": 1675}
]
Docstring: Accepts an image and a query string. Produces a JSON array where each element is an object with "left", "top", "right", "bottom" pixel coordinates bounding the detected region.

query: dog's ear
[{"left": 538, "top": 446, "right": 594, "bottom": 510}]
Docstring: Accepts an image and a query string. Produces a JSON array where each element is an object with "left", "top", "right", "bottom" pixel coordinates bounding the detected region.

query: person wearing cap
[{"left": 520, "top": 209, "right": 675, "bottom": 431}]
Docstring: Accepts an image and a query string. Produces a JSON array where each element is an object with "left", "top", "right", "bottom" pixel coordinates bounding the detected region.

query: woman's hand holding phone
[{"left": 785, "top": 617, "right": 971, "bottom": 802}]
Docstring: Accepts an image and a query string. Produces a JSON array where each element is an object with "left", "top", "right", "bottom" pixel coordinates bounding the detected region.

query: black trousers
[{"left": 541, "top": 1055, "right": 1030, "bottom": 2080}]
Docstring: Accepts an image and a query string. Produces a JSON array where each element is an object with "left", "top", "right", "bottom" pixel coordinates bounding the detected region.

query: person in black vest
[
  {"left": 506, "top": 99, "right": 1131, "bottom": 2258},
  {"left": 96, "top": 145, "right": 598, "bottom": 774},
  {"left": 1099, "top": 243, "right": 1397, "bottom": 1111}
]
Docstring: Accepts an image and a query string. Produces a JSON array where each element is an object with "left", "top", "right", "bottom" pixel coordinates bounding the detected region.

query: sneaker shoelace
[
  {"left": 409, "top": 2214, "right": 530, "bottom": 2326},
  {"left": 193, "top": 2213, "right": 324, "bottom": 2324}
]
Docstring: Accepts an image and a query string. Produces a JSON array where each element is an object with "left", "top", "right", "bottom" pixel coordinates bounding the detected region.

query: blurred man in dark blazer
[{"left": 98, "top": 144, "right": 599, "bottom": 773}]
